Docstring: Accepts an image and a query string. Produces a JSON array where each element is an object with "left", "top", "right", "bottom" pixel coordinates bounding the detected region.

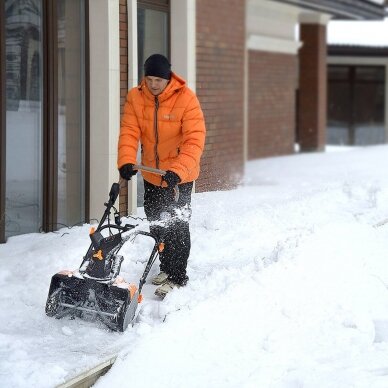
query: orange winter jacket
[{"left": 118, "top": 72, "right": 206, "bottom": 186}]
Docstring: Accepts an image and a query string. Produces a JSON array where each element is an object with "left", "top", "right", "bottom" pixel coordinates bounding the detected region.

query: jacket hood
[{"left": 139, "top": 72, "right": 186, "bottom": 101}]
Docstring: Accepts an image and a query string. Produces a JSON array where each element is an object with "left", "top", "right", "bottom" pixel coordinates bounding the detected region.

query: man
[{"left": 118, "top": 54, "right": 206, "bottom": 298}]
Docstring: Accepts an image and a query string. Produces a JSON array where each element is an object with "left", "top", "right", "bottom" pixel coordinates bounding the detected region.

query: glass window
[
  {"left": 5, "top": 0, "right": 43, "bottom": 237},
  {"left": 3, "top": 0, "right": 86, "bottom": 239},
  {"left": 356, "top": 66, "right": 385, "bottom": 82},
  {"left": 327, "top": 81, "right": 351, "bottom": 145},
  {"left": 354, "top": 79, "right": 385, "bottom": 145},
  {"left": 328, "top": 66, "right": 349, "bottom": 82},
  {"left": 137, "top": 5, "right": 169, "bottom": 81},
  {"left": 56, "top": 0, "right": 86, "bottom": 227},
  {"left": 327, "top": 65, "right": 385, "bottom": 146}
]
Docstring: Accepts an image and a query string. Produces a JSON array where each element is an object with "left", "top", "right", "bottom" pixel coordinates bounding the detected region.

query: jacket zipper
[{"left": 154, "top": 96, "right": 160, "bottom": 169}]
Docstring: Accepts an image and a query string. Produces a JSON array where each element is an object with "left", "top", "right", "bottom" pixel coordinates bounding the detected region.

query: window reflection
[
  {"left": 137, "top": 7, "right": 168, "bottom": 82},
  {"left": 57, "top": 0, "right": 85, "bottom": 227},
  {"left": 5, "top": 0, "right": 43, "bottom": 237},
  {"left": 4, "top": 0, "right": 86, "bottom": 237},
  {"left": 327, "top": 65, "right": 386, "bottom": 145}
]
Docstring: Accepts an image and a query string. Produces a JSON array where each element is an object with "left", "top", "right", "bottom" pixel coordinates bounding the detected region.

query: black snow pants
[{"left": 143, "top": 180, "right": 193, "bottom": 286}]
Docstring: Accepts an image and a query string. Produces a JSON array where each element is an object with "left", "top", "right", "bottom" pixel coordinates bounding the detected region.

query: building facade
[{"left": 0, "top": 0, "right": 385, "bottom": 242}]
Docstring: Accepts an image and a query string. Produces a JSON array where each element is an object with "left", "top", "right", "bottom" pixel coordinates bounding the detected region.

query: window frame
[{"left": 138, "top": 0, "right": 170, "bottom": 13}]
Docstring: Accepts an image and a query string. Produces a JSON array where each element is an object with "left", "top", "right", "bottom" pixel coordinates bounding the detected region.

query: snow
[
  {"left": 368, "top": 0, "right": 385, "bottom": 4},
  {"left": 2, "top": 145, "right": 388, "bottom": 388},
  {"left": 328, "top": 17, "right": 388, "bottom": 47},
  {"left": 368, "top": 0, "right": 385, "bottom": 5}
]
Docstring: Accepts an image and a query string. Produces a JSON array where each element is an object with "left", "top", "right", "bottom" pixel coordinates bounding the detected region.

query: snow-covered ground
[{"left": 1, "top": 145, "right": 388, "bottom": 388}]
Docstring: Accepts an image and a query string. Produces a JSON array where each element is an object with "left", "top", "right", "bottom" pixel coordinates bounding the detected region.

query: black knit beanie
[{"left": 144, "top": 54, "right": 171, "bottom": 80}]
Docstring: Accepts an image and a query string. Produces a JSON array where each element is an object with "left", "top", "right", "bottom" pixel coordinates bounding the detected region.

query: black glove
[
  {"left": 119, "top": 163, "right": 137, "bottom": 180},
  {"left": 162, "top": 170, "right": 180, "bottom": 188}
]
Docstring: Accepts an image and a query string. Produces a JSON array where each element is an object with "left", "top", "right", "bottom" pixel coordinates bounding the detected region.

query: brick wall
[
  {"left": 298, "top": 23, "right": 327, "bottom": 151},
  {"left": 195, "top": 0, "right": 245, "bottom": 192},
  {"left": 248, "top": 50, "right": 297, "bottom": 159},
  {"left": 119, "top": 0, "right": 128, "bottom": 215}
]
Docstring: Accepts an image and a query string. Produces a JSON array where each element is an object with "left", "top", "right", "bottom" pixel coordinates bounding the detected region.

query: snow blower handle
[
  {"left": 133, "top": 164, "right": 180, "bottom": 202},
  {"left": 94, "top": 182, "right": 120, "bottom": 231},
  {"left": 108, "top": 182, "right": 120, "bottom": 206},
  {"left": 133, "top": 164, "right": 166, "bottom": 176}
]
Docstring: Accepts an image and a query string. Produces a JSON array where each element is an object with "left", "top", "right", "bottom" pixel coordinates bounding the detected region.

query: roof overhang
[
  {"left": 328, "top": 44, "right": 388, "bottom": 57},
  {"left": 271, "top": 0, "right": 386, "bottom": 20}
]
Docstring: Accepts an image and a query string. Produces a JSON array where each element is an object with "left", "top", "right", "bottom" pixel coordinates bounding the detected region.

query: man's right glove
[
  {"left": 162, "top": 170, "right": 181, "bottom": 188},
  {"left": 119, "top": 163, "right": 137, "bottom": 180}
]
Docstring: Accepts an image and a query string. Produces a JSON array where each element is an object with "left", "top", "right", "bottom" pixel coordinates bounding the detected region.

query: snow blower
[{"left": 45, "top": 166, "right": 170, "bottom": 332}]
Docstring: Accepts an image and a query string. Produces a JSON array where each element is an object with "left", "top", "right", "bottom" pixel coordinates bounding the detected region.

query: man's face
[{"left": 145, "top": 76, "right": 169, "bottom": 96}]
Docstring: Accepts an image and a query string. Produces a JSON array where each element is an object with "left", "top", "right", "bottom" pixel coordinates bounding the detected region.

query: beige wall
[{"left": 89, "top": 0, "right": 120, "bottom": 221}]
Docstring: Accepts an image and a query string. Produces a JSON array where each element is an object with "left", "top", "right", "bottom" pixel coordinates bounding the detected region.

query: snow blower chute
[{"left": 45, "top": 173, "right": 166, "bottom": 331}]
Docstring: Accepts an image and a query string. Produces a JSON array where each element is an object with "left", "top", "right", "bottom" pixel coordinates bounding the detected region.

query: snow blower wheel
[{"left": 45, "top": 288, "right": 64, "bottom": 317}]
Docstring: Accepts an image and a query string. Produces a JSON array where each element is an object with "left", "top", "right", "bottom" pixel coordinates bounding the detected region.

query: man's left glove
[
  {"left": 162, "top": 170, "right": 181, "bottom": 188},
  {"left": 119, "top": 163, "right": 137, "bottom": 180}
]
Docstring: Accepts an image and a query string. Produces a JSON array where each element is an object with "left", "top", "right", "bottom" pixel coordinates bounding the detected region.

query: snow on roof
[{"left": 328, "top": 17, "right": 388, "bottom": 47}]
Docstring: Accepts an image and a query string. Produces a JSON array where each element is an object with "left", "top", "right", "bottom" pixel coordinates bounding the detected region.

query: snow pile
[{"left": 1, "top": 146, "right": 388, "bottom": 387}]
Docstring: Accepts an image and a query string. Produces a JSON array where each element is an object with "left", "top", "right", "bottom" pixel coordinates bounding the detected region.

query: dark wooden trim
[
  {"left": 42, "top": 0, "right": 58, "bottom": 232},
  {"left": 329, "top": 44, "right": 388, "bottom": 57},
  {"left": 0, "top": 2, "right": 6, "bottom": 243},
  {"left": 138, "top": 0, "right": 169, "bottom": 12},
  {"left": 328, "top": 64, "right": 386, "bottom": 84},
  {"left": 85, "top": 0, "right": 90, "bottom": 222}
]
